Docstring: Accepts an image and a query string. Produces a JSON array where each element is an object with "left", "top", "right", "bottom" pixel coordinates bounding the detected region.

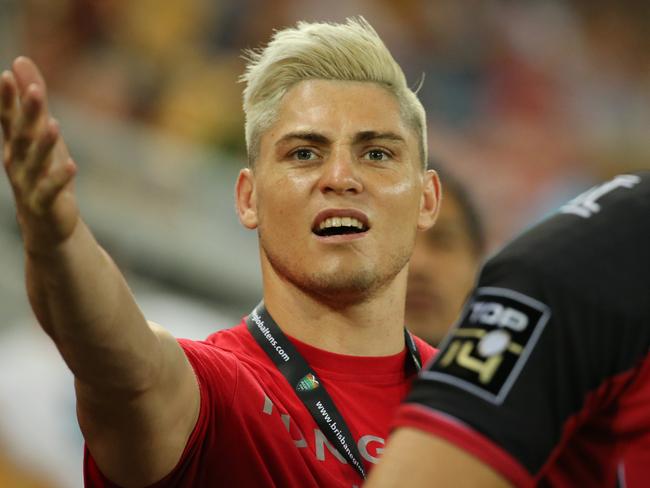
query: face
[
  {"left": 237, "top": 79, "right": 438, "bottom": 304},
  {"left": 406, "top": 190, "right": 481, "bottom": 345}
]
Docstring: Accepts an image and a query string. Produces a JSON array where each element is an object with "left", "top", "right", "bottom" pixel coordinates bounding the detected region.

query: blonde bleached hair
[{"left": 240, "top": 17, "right": 427, "bottom": 168}]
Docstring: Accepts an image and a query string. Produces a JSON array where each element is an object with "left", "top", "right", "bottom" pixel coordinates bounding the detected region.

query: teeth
[{"left": 319, "top": 217, "right": 365, "bottom": 230}]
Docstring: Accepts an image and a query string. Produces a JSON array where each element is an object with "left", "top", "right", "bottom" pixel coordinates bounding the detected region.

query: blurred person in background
[
  {"left": 406, "top": 168, "right": 485, "bottom": 346},
  {"left": 0, "top": 17, "right": 439, "bottom": 488}
]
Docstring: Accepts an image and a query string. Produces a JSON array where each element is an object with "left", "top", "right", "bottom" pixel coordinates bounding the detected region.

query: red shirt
[{"left": 85, "top": 320, "right": 435, "bottom": 487}]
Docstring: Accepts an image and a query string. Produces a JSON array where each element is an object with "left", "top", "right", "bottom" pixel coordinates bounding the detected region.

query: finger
[
  {"left": 25, "top": 117, "right": 59, "bottom": 183},
  {"left": 12, "top": 57, "right": 48, "bottom": 107},
  {"left": 12, "top": 83, "right": 45, "bottom": 163},
  {"left": 30, "top": 157, "right": 76, "bottom": 212},
  {"left": 0, "top": 70, "right": 18, "bottom": 146}
]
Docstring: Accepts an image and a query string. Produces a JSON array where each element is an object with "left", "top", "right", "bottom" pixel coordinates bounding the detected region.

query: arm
[
  {"left": 366, "top": 428, "right": 511, "bottom": 488},
  {"left": 0, "top": 57, "right": 199, "bottom": 487}
]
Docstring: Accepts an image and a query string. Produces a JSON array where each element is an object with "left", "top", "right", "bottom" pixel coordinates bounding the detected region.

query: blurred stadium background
[{"left": 0, "top": 0, "right": 648, "bottom": 486}]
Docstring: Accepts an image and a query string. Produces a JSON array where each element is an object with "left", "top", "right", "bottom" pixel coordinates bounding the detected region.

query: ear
[
  {"left": 417, "top": 169, "right": 441, "bottom": 231},
  {"left": 235, "top": 168, "right": 259, "bottom": 229}
]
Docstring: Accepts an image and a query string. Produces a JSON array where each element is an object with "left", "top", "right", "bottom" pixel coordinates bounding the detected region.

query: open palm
[{"left": 1, "top": 57, "right": 80, "bottom": 253}]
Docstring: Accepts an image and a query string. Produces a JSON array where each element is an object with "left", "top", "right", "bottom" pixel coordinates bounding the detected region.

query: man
[
  {"left": 0, "top": 18, "right": 439, "bottom": 487},
  {"left": 406, "top": 170, "right": 485, "bottom": 345},
  {"left": 367, "top": 172, "right": 650, "bottom": 487}
]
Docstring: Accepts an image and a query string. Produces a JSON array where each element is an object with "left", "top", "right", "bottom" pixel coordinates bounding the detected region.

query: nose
[{"left": 318, "top": 148, "right": 363, "bottom": 195}]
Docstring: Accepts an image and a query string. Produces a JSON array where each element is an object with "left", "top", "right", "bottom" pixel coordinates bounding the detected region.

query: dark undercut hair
[{"left": 431, "top": 164, "right": 486, "bottom": 256}]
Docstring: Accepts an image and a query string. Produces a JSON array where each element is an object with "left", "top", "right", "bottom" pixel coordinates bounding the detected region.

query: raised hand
[
  {"left": 1, "top": 56, "right": 199, "bottom": 488},
  {"left": 1, "top": 57, "right": 79, "bottom": 253}
]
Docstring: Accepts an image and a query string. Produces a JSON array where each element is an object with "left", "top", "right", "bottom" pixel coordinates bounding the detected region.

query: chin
[
  {"left": 305, "top": 269, "right": 381, "bottom": 305},
  {"left": 263, "top": 242, "right": 411, "bottom": 305}
]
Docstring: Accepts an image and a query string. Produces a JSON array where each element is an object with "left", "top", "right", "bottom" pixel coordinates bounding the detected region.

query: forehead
[{"left": 263, "top": 79, "right": 415, "bottom": 145}]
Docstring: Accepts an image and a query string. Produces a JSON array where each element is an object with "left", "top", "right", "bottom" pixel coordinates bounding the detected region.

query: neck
[{"left": 261, "top": 268, "right": 409, "bottom": 357}]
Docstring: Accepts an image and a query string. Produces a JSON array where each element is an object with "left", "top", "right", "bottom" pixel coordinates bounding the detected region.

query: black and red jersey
[{"left": 396, "top": 172, "right": 650, "bottom": 487}]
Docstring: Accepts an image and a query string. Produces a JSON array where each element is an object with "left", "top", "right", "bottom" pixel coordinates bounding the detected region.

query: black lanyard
[{"left": 246, "top": 302, "right": 422, "bottom": 479}]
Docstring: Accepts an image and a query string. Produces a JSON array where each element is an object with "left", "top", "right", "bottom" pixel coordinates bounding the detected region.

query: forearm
[{"left": 26, "top": 218, "right": 160, "bottom": 392}]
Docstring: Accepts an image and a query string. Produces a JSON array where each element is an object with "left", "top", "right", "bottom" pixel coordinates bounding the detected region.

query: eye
[
  {"left": 292, "top": 148, "right": 317, "bottom": 161},
  {"left": 363, "top": 149, "right": 391, "bottom": 161}
]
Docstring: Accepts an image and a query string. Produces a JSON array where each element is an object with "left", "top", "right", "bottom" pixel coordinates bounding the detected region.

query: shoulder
[
  {"left": 179, "top": 321, "right": 251, "bottom": 354},
  {"left": 482, "top": 172, "right": 650, "bottom": 320},
  {"left": 204, "top": 321, "right": 253, "bottom": 347},
  {"left": 176, "top": 321, "right": 255, "bottom": 386}
]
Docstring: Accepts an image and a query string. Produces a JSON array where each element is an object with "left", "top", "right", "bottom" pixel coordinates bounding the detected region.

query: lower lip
[{"left": 312, "top": 231, "right": 369, "bottom": 243}]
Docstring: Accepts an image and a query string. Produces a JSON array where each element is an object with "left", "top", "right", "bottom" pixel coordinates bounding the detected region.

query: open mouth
[{"left": 313, "top": 216, "right": 369, "bottom": 237}]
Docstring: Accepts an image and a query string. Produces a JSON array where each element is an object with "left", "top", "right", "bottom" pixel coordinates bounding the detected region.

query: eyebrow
[
  {"left": 275, "top": 130, "right": 406, "bottom": 147},
  {"left": 352, "top": 131, "right": 406, "bottom": 145},
  {"left": 275, "top": 131, "right": 331, "bottom": 147}
]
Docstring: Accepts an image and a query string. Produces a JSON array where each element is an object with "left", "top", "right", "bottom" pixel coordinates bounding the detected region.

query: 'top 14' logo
[
  {"left": 426, "top": 287, "right": 551, "bottom": 404},
  {"left": 470, "top": 301, "right": 529, "bottom": 330}
]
